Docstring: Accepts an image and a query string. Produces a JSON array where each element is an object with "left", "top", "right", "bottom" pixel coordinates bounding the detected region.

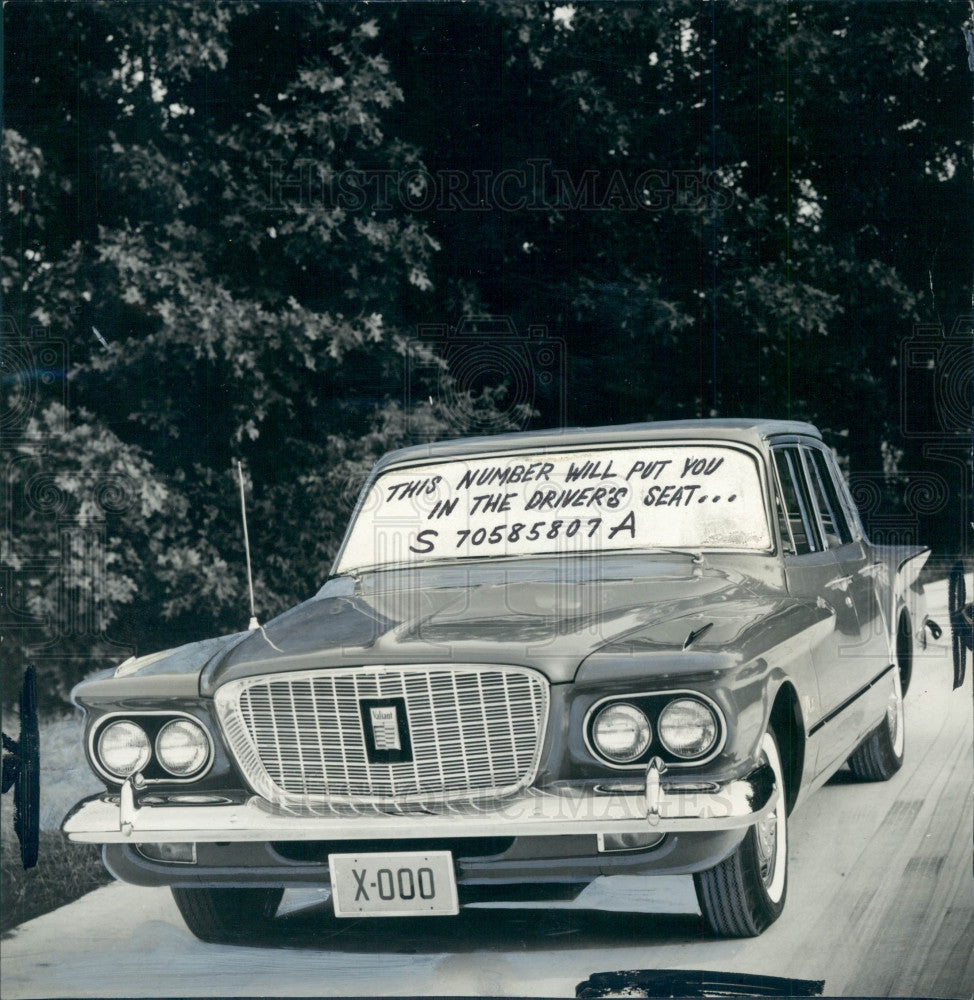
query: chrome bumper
[{"left": 64, "top": 757, "right": 777, "bottom": 844}]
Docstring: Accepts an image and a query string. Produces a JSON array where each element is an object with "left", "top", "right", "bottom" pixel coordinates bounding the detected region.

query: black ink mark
[
  {"left": 644, "top": 484, "right": 701, "bottom": 507},
  {"left": 625, "top": 458, "right": 672, "bottom": 481},
  {"left": 456, "top": 462, "right": 553, "bottom": 490},
  {"left": 607, "top": 510, "right": 636, "bottom": 539},
  {"left": 576, "top": 969, "right": 825, "bottom": 998},
  {"left": 565, "top": 458, "right": 618, "bottom": 482},
  {"left": 1, "top": 666, "right": 40, "bottom": 869},
  {"left": 681, "top": 455, "right": 725, "bottom": 478},
  {"left": 386, "top": 475, "right": 441, "bottom": 502},
  {"left": 469, "top": 491, "right": 517, "bottom": 514},
  {"left": 427, "top": 497, "right": 459, "bottom": 520},
  {"left": 409, "top": 529, "right": 438, "bottom": 554},
  {"left": 949, "top": 561, "right": 971, "bottom": 690},
  {"left": 527, "top": 485, "right": 627, "bottom": 511}
]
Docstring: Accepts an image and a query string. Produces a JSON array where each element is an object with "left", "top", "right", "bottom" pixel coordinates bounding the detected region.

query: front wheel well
[{"left": 768, "top": 683, "right": 804, "bottom": 815}]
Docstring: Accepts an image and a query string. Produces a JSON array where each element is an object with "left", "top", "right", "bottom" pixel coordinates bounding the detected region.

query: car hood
[{"left": 196, "top": 555, "right": 776, "bottom": 693}]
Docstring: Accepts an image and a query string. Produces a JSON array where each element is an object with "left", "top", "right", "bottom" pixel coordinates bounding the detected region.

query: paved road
[{"left": 2, "top": 581, "right": 971, "bottom": 999}]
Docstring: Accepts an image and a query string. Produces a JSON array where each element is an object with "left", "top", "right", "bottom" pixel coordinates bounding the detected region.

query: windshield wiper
[{"left": 641, "top": 547, "right": 704, "bottom": 564}]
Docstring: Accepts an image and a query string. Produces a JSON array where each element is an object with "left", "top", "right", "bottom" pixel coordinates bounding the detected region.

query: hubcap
[
  {"left": 756, "top": 809, "right": 778, "bottom": 885},
  {"left": 888, "top": 671, "right": 905, "bottom": 757},
  {"left": 756, "top": 732, "right": 787, "bottom": 903}
]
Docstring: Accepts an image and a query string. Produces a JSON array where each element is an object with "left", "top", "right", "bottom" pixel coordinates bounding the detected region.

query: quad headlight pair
[
  {"left": 95, "top": 717, "right": 211, "bottom": 780},
  {"left": 589, "top": 696, "right": 721, "bottom": 765}
]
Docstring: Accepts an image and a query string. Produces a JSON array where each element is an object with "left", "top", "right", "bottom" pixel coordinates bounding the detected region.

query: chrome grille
[{"left": 214, "top": 666, "right": 549, "bottom": 805}]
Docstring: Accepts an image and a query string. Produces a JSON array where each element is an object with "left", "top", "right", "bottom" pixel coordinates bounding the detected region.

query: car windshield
[{"left": 335, "top": 443, "right": 772, "bottom": 573}]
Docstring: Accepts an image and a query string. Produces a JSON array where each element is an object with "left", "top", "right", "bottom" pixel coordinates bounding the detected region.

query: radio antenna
[
  {"left": 235, "top": 461, "right": 283, "bottom": 651},
  {"left": 236, "top": 460, "right": 260, "bottom": 631}
]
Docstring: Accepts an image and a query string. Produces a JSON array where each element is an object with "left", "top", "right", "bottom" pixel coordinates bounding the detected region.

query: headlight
[
  {"left": 591, "top": 703, "right": 652, "bottom": 763},
  {"left": 155, "top": 719, "right": 210, "bottom": 777},
  {"left": 657, "top": 698, "right": 718, "bottom": 758},
  {"left": 97, "top": 721, "right": 151, "bottom": 778}
]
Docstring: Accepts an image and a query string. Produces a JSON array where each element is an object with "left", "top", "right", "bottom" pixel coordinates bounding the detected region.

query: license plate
[{"left": 328, "top": 851, "right": 459, "bottom": 917}]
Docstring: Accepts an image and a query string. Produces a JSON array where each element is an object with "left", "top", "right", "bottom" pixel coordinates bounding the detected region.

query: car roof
[{"left": 374, "top": 418, "right": 821, "bottom": 471}]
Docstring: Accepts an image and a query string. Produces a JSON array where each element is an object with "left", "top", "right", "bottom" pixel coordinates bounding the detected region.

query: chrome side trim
[{"left": 808, "top": 662, "right": 896, "bottom": 737}]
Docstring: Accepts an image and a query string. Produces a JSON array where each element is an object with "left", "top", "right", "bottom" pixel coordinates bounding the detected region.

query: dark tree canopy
[{"left": 2, "top": 1, "right": 969, "bottom": 707}]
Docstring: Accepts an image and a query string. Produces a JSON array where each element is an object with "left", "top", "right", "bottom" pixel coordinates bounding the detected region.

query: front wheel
[
  {"left": 693, "top": 731, "right": 787, "bottom": 937},
  {"left": 846, "top": 667, "right": 904, "bottom": 782},
  {"left": 171, "top": 886, "right": 284, "bottom": 944}
]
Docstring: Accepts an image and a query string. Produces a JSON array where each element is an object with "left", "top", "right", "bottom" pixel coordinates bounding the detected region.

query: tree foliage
[
  {"left": 3, "top": 2, "right": 471, "bottom": 703},
  {"left": 389, "top": 2, "right": 966, "bottom": 454},
  {"left": 3, "top": 1, "right": 968, "bottom": 707}
]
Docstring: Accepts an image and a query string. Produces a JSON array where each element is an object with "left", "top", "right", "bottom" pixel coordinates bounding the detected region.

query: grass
[{"left": 1, "top": 826, "right": 112, "bottom": 934}]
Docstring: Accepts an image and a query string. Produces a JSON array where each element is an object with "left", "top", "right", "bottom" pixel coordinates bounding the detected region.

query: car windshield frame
[{"left": 332, "top": 439, "right": 776, "bottom": 575}]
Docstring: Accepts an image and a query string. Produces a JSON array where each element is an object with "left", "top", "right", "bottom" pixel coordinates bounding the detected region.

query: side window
[
  {"left": 804, "top": 447, "right": 853, "bottom": 548},
  {"left": 772, "top": 476, "right": 795, "bottom": 555},
  {"left": 772, "top": 447, "right": 822, "bottom": 555}
]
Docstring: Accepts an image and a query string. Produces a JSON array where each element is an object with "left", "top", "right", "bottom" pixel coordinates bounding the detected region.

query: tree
[
  {"left": 386, "top": 1, "right": 968, "bottom": 545},
  {"left": 2, "top": 2, "right": 511, "bottom": 706},
  {"left": 3, "top": 2, "right": 967, "bottom": 708}
]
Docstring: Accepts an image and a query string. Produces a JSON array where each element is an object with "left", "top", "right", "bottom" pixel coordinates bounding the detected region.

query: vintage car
[{"left": 64, "top": 419, "right": 930, "bottom": 941}]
